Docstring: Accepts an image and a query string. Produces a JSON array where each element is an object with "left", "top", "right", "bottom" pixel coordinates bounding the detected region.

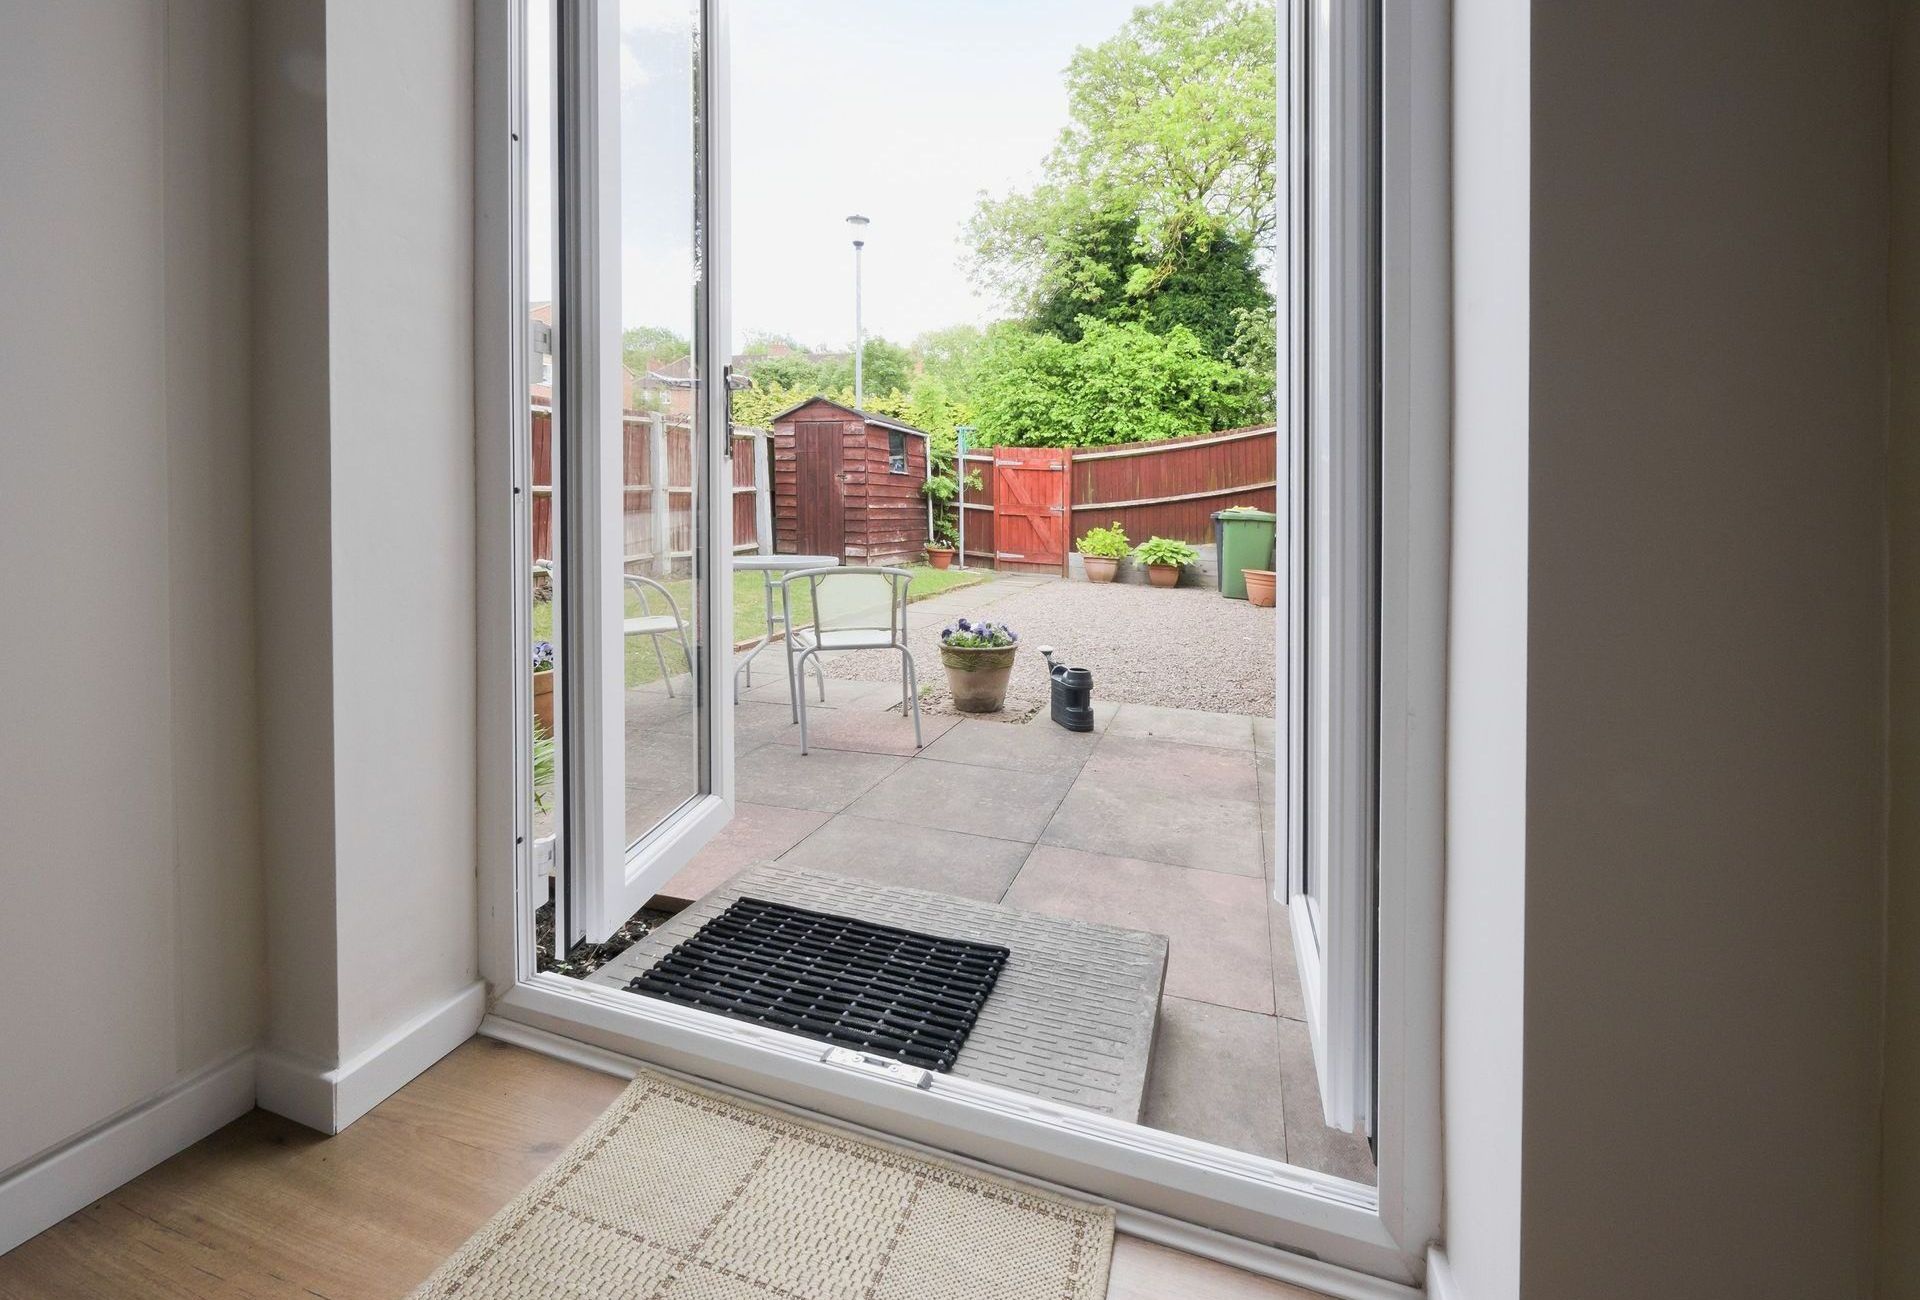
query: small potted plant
[
  {"left": 1075, "top": 520, "right": 1130, "bottom": 583},
  {"left": 925, "top": 517, "right": 959, "bottom": 569},
  {"left": 1134, "top": 536, "right": 1200, "bottom": 588},
  {"left": 532, "top": 639, "right": 556, "bottom": 734},
  {"left": 938, "top": 617, "right": 1020, "bottom": 712}
]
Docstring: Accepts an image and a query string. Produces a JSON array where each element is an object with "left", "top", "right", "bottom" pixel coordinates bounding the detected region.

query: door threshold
[{"left": 478, "top": 995, "right": 1418, "bottom": 1298}]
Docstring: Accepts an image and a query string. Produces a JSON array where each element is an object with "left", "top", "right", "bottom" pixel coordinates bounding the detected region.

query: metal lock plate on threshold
[{"left": 822, "top": 1046, "right": 934, "bottom": 1090}]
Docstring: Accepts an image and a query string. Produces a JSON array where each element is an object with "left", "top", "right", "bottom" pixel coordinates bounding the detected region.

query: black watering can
[{"left": 1038, "top": 647, "right": 1095, "bottom": 733}]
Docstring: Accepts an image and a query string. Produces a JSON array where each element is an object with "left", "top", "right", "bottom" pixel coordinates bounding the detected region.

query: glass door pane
[{"left": 618, "top": 0, "right": 705, "bottom": 848}]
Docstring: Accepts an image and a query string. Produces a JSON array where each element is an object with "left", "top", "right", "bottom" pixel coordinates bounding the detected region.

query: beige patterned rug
[{"left": 410, "top": 1069, "right": 1115, "bottom": 1300}]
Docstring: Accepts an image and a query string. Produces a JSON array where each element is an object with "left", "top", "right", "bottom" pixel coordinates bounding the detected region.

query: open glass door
[
  {"left": 1283, "top": 0, "right": 1376, "bottom": 1137},
  {"left": 556, "top": 0, "right": 733, "bottom": 946}
]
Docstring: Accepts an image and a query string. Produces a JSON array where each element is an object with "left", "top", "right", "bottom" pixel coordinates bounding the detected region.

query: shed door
[
  {"left": 794, "top": 420, "right": 845, "bottom": 559},
  {"left": 993, "top": 447, "right": 1070, "bottom": 574}
]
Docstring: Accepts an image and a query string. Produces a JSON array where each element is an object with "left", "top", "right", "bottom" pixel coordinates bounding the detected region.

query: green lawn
[{"left": 533, "top": 562, "right": 987, "bottom": 688}]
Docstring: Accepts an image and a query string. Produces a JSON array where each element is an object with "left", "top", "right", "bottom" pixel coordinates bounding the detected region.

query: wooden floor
[{"left": 0, "top": 1038, "right": 1326, "bottom": 1300}]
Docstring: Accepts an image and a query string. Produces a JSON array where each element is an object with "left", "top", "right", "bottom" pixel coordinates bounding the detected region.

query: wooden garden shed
[{"left": 770, "top": 397, "right": 931, "bottom": 565}]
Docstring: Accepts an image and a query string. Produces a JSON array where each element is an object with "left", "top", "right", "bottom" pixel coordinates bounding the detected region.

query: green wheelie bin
[{"left": 1212, "top": 507, "right": 1277, "bottom": 600}]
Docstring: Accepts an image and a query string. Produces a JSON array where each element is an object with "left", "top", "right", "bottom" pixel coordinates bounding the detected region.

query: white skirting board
[
  {"left": 258, "top": 981, "right": 487, "bottom": 1134},
  {"left": 1425, "top": 1247, "right": 1461, "bottom": 1300},
  {"left": 0, "top": 1049, "right": 256, "bottom": 1256}
]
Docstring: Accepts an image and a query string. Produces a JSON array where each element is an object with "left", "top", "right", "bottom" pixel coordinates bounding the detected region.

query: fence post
[
  {"left": 752, "top": 430, "right": 773, "bottom": 555},
  {"left": 648, "top": 412, "right": 670, "bottom": 576}
]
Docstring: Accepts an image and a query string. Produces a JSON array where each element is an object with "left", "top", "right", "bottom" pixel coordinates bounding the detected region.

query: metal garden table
[{"left": 732, "top": 553, "right": 839, "bottom": 702}]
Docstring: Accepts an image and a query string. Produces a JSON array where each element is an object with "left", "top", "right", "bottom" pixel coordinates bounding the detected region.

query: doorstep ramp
[{"left": 590, "top": 863, "right": 1169, "bottom": 1121}]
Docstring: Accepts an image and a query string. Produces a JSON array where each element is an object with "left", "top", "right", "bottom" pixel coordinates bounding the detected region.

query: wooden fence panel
[
  {"left": 531, "top": 404, "right": 763, "bottom": 570},
  {"left": 957, "top": 451, "right": 995, "bottom": 565},
  {"left": 1068, "top": 425, "right": 1276, "bottom": 545}
]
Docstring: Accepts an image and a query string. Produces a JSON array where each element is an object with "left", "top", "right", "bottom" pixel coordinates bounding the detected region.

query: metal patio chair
[
  {"left": 781, "top": 566, "right": 922, "bottom": 755},
  {"left": 624, "top": 573, "right": 694, "bottom": 698}
]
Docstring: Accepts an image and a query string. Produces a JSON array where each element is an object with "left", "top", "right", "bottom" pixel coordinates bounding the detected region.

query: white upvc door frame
[
  {"left": 1286, "top": 0, "right": 1377, "bottom": 1137},
  {"left": 476, "top": 0, "right": 1447, "bottom": 1290},
  {"left": 556, "top": 0, "right": 736, "bottom": 945}
]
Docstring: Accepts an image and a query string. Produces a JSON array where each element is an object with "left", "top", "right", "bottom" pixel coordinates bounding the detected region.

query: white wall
[
  {"left": 0, "top": 0, "right": 261, "bottom": 1175},
  {"left": 324, "top": 0, "right": 478, "bottom": 1064},
  {"left": 251, "top": 0, "right": 479, "bottom": 1118},
  {"left": 1445, "top": 1, "right": 1889, "bottom": 1296}
]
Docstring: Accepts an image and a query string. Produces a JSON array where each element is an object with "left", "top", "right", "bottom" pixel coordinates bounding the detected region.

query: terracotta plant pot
[
  {"left": 939, "top": 643, "right": 1018, "bottom": 713},
  {"left": 533, "top": 668, "right": 556, "bottom": 736},
  {"left": 925, "top": 545, "right": 956, "bottom": 570},
  {"left": 1081, "top": 555, "right": 1120, "bottom": 583},
  {"left": 1146, "top": 563, "right": 1182, "bottom": 589},
  {"left": 1243, "top": 568, "right": 1277, "bottom": 608}
]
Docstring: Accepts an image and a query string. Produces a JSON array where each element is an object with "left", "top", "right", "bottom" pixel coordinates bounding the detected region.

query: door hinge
[{"left": 821, "top": 1046, "right": 933, "bottom": 1089}]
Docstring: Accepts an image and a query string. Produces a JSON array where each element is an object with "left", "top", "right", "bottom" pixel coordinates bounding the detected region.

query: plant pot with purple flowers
[
  {"left": 938, "top": 617, "right": 1020, "bottom": 713},
  {"left": 532, "top": 640, "right": 556, "bottom": 735}
]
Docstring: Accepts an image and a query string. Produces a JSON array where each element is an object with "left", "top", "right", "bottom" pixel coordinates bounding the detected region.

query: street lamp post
[{"left": 846, "top": 214, "right": 869, "bottom": 407}]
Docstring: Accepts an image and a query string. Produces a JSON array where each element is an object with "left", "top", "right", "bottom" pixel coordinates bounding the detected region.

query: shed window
[{"left": 888, "top": 429, "right": 907, "bottom": 473}]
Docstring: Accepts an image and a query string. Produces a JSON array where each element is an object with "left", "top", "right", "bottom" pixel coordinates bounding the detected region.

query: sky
[{"left": 529, "top": 0, "right": 1147, "bottom": 353}]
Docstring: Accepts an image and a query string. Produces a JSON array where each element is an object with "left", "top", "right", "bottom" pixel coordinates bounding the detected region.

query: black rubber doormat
[{"left": 625, "top": 896, "right": 1010, "bottom": 1071}]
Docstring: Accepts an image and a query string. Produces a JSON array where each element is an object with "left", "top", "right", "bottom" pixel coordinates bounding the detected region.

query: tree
[
  {"left": 967, "top": 0, "right": 1276, "bottom": 313},
  {"left": 816, "top": 336, "right": 913, "bottom": 399},
  {"left": 1030, "top": 211, "right": 1273, "bottom": 357},
  {"left": 622, "top": 325, "right": 690, "bottom": 376},
  {"left": 972, "top": 318, "right": 1260, "bottom": 448}
]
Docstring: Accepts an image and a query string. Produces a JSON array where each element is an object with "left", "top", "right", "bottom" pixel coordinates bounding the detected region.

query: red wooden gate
[
  {"left": 793, "top": 421, "right": 845, "bottom": 559},
  {"left": 992, "top": 447, "right": 1070, "bottom": 574}
]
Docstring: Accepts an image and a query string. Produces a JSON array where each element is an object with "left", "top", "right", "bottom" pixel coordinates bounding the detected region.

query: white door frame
[
  {"left": 555, "top": 0, "right": 736, "bottom": 945},
  {"left": 474, "top": 0, "right": 1447, "bottom": 1289}
]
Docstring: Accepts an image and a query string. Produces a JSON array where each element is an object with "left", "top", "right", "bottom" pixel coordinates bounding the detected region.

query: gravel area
[{"left": 823, "top": 575, "right": 1276, "bottom": 718}]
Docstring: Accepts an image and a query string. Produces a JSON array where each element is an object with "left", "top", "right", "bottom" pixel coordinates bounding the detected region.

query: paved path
[{"left": 633, "top": 681, "right": 1375, "bottom": 1186}]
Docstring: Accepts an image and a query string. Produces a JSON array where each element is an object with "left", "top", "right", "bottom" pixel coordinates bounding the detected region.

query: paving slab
[
  {"left": 1140, "top": 996, "right": 1288, "bottom": 1163},
  {"left": 770, "top": 814, "right": 1032, "bottom": 902},
  {"left": 735, "top": 742, "right": 905, "bottom": 814},
  {"left": 770, "top": 705, "right": 959, "bottom": 757},
  {"left": 1041, "top": 780, "right": 1264, "bottom": 877},
  {"left": 845, "top": 756, "right": 1075, "bottom": 844},
  {"left": 1268, "top": 900, "right": 1305, "bottom": 1022},
  {"left": 1108, "top": 703, "right": 1258, "bottom": 751},
  {"left": 1004, "top": 845, "right": 1276, "bottom": 1015},
  {"left": 916, "top": 716, "right": 1102, "bottom": 778},
  {"left": 595, "top": 863, "right": 1168, "bottom": 1119},
  {"left": 1081, "top": 734, "right": 1262, "bottom": 805},
  {"left": 1276, "top": 1013, "right": 1377, "bottom": 1183},
  {"left": 653, "top": 801, "right": 833, "bottom": 906}
]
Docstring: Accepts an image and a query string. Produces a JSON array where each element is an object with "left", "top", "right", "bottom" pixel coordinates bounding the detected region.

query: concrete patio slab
[
  {"left": 1041, "top": 781, "right": 1265, "bottom": 878},
  {"left": 1003, "top": 845, "right": 1276, "bottom": 1015},
  {"left": 739, "top": 674, "right": 903, "bottom": 711},
  {"left": 1079, "top": 734, "right": 1262, "bottom": 804},
  {"left": 771, "top": 814, "right": 1032, "bottom": 903},
  {"left": 654, "top": 801, "right": 833, "bottom": 906},
  {"left": 769, "top": 705, "right": 960, "bottom": 757},
  {"left": 845, "top": 756, "right": 1075, "bottom": 844},
  {"left": 1140, "top": 996, "right": 1288, "bottom": 1163},
  {"left": 596, "top": 863, "right": 1169, "bottom": 1119},
  {"left": 735, "top": 743, "right": 905, "bottom": 813},
  {"left": 916, "top": 716, "right": 1102, "bottom": 777},
  {"left": 1276, "top": 1014, "right": 1376, "bottom": 1181},
  {"left": 1268, "top": 900, "right": 1305, "bottom": 1022},
  {"left": 1108, "top": 703, "right": 1258, "bottom": 751}
]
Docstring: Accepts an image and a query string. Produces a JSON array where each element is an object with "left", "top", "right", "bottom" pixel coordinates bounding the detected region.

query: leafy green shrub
[
  {"left": 1076, "top": 521, "right": 1132, "bottom": 559},
  {"left": 533, "top": 720, "right": 556, "bottom": 814},
  {"left": 929, "top": 516, "right": 959, "bottom": 549},
  {"left": 1133, "top": 536, "right": 1200, "bottom": 569}
]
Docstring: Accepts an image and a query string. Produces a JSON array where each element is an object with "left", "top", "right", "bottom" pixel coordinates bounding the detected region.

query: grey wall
[
  {"left": 1885, "top": 4, "right": 1920, "bottom": 1295},
  {"left": 0, "top": 0, "right": 262, "bottom": 1174},
  {"left": 1444, "top": 0, "right": 1889, "bottom": 1295}
]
